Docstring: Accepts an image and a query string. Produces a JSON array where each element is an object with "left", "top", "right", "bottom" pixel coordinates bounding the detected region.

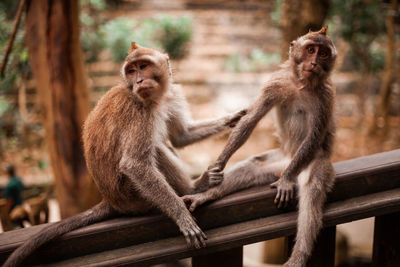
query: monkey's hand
[
  {"left": 206, "top": 163, "right": 224, "bottom": 187},
  {"left": 177, "top": 214, "right": 207, "bottom": 249},
  {"left": 182, "top": 193, "right": 209, "bottom": 212},
  {"left": 226, "top": 109, "right": 247, "bottom": 128},
  {"left": 270, "top": 179, "right": 295, "bottom": 209}
]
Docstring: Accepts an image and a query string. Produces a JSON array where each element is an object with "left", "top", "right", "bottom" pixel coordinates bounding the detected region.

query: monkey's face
[
  {"left": 122, "top": 43, "right": 171, "bottom": 102},
  {"left": 298, "top": 41, "right": 332, "bottom": 79},
  {"left": 290, "top": 27, "right": 337, "bottom": 82}
]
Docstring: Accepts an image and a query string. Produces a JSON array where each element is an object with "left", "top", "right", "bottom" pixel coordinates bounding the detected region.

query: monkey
[
  {"left": 3, "top": 43, "right": 246, "bottom": 267},
  {"left": 182, "top": 27, "right": 337, "bottom": 267}
]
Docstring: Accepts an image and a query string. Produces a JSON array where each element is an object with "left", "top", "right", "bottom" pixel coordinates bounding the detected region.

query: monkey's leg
[
  {"left": 184, "top": 149, "right": 290, "bottom": 210},
  {"left": 120, "top": 153, "right": 207, "bottom": 249},
  {"left": 156, "top": 145, "right": 193, "bottom": 196},
  {"left": 284, "top": 158, "right": 334, "bottom": 267}
]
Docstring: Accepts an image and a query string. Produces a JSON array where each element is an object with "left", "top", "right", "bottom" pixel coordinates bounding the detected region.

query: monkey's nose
[{"left": 136, "top": 79, "right": 143, "bottom": 84}]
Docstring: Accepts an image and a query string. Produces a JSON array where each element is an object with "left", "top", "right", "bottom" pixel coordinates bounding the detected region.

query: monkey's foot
[
  {"left": 182, "top": 193, "right": 209, "bottom": 212},
  {"left": 177, "top": 215, "right": 207, "bottom": 249}
]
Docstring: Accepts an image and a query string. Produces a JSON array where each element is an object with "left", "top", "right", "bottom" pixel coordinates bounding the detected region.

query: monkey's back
[{"left": 83, "top": 86, "right": 154, "bottom": 213}]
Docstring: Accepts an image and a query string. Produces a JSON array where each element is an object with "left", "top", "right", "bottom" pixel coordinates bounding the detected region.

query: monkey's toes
[
  {"left": 184, "top": 226, "right": 207, "bottom": 249},
  {"left": 182, "top": 195, "right": 203, "bottom": 212}
]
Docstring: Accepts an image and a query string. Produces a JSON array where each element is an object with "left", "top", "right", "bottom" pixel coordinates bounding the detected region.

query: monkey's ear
[
  {"left": 319, "top": 26, "right": 328, "bottom": 35},
  {"left": 129, "top": 42, "right": 140, "bottom": 54}
]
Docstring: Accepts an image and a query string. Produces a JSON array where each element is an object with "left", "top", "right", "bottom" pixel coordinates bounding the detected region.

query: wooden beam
[
  {"left": 0, "top": 150, "right": 399, "bottom": 265},
  {"left": 372, "top": 211, "right": 400, "bottom": 266},
  {"left": 33, "top": 188, "right": 400, "bottom": 266}
]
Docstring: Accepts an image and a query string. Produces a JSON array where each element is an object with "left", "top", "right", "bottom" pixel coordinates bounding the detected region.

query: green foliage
[
  {"left": 101, "top": 16, "right": 193, "bottom": 62},
  {"left": 0, "top": 96, "right": 10, "bottom": 116},
  {"left": 81, "top": 0, "right": 107, "bottom": 11},
  {"left": 102, "top": 18, "right": 136, "bottom": 62},
  {"left": 80, "top": 1, "right": 108, "bottom": 62},
  {"left": 331, "top": 0, "right": 385, "bottom": 43},
  {"left": 270, "top": 0, "right": 282, "bottom": 26},
  {"left": 329, "top": 0, "right": 386, "bottom": 73},
  {"left": 224, "top": 49, "right": 281, "bottom": 72},
  {"left": 346, "top": 47, "right": 386, "bottom": 73},
  {"left": 0, "top": 11, "right": 31, "bottom": 91},
  {"left": 156, "top": 16, "right": 192, "bottom": 59}
]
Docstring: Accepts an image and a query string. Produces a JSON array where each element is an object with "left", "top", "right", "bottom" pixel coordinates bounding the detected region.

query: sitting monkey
[
  {"left": 183, "top": 27, "right": 337, "bottom": 267},
  {"left": 3, "top": 43, "right": 245, "bottom": 267}
]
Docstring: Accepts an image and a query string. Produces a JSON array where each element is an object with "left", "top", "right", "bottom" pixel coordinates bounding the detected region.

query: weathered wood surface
[
  {"left": 0, "top": 149, "right": 399, "bottom": 265},
  {"left": 40, "top": 188, "right": 400, "bottom": 266}
]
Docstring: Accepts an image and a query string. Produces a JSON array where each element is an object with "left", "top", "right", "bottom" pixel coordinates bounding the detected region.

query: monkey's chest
[{"left": 275, "top": 104, "right": 308, "bottom": 141}]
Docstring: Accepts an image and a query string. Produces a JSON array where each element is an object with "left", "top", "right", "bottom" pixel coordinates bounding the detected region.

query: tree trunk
[
  {"left": 25, "top": 0, "right": 101, "bottom": 218},
  {"left": 369, "top": 0, "right": 398, "bottom": 137},
  {"left": 280, "top": 0, "right": 330, "bottom": 60}
]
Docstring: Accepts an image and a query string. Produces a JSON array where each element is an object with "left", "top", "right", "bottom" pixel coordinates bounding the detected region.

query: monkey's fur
[
  {"left": 183, "top": 27, "right": 337, "bottom": 267},
  {"left": 3, "top": 43, "right": 245, "bottom": 267}
]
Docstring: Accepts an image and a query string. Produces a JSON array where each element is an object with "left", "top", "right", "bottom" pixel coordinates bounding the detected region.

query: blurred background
[{"left": 0, "top": 0, "right": 399, "bottom": 266}]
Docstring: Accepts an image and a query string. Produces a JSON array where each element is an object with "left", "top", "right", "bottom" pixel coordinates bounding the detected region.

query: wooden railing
[{"left": 0, "top": 149, "right": 399, "bottom": 266}]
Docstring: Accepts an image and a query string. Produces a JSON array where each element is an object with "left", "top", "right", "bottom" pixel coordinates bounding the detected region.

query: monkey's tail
[
  {"left": 285, "top": 182, "right": 327, "bottom": 267},
  {"left": 3, "top": 201, "right": 115, "bottom": 267}
]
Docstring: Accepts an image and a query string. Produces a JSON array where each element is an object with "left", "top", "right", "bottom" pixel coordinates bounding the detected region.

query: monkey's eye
[
  {"left": 319, "top": 50, "right": 329, "bottom": 59},
  {"left": 127, "top": 69, "right": 135, "bottom": 74},
  {"left": 306, "top": 45, "right": 315, "bottom": 54},
  {"left": 139, "top": 64, "right": 147, "bottom": 70}
]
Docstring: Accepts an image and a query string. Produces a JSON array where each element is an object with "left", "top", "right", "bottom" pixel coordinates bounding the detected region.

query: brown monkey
[
  {"left": 3, "top": 43, "right": 245, "bottom": 267},
  {"left": 183, "top": 27, "right": 337, "bottom": 267}
]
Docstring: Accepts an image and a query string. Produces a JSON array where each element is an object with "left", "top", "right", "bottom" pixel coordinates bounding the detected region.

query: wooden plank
[
  {"left": 36, "top": 188, "right": 400, "bottom": 266},
  {"left": 306, "top": 226, "right": 336, "bottom": 267},
  {"left": 372, "top": 211, "right": 400, "bottom": 267},
  {"left": 0, "top": 150, "right": 399, "bottom": 264},
  {"left": 192, "top": 246, "right": 243, "bottom": 267}
]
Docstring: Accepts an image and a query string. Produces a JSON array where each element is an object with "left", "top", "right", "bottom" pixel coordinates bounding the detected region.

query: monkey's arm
[
  {"left": 214, "top": 91, "right": 277, "bottom": 170},
  {"left": 119, "top": 154, "right": 207, "bottom": 249},
  {"left": 169, "top": 110, "right": 246, "bottom": 148}
]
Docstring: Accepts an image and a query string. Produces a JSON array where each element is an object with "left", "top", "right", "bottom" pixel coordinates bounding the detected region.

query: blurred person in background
[{"left": 4, "top": 165, "right": 24, "bottom": 214}]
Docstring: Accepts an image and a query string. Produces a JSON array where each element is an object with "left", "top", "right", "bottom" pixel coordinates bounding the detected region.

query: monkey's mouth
[
  {"left": 303, "top": 69, "right": 315, "bottom": 74},
  {"left": 137, "top": 86, "right": 153, "bottom": 98}
]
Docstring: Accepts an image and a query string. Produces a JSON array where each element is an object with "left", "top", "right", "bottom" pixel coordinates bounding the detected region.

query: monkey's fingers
[
  {"left": 193, "top": 225, "right": 207, "bottom": 247},
  {"left": 183, "top": 231, "right": 193, "bottom": 248},
  {"left": 209, "top": 177, "right": 223, "bottom": 187},
  {"left": 274, "top": 187, "right": 281, "bottom": 205},
  {"left": 278, "top": 190, "right": 287, "bottom": 209},
  {"left": 284, "top": 190, "right": 291, "bottom": 208},
  {"left": 189, "top": 229, "right": 202, "bottom": 249},
  {"left": 189, "top": 224, "right": 207, "bottom": 248},
  {"left": 227, "top": 110, "right": 247, "bottom": 127},
  {"left": 209, "top": 170, "right": 224, "bottom": 186},
  {"left": 270, "top": 180, "right": 278, "bottom": 188}
]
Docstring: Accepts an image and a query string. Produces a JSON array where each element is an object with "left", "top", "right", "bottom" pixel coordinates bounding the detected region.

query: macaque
[
  {"left": 3, "top": 43, "right": 245, "bottom": 267},
  {"left": 183, "top": 27, "right": 337, "bottom": 267}
]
